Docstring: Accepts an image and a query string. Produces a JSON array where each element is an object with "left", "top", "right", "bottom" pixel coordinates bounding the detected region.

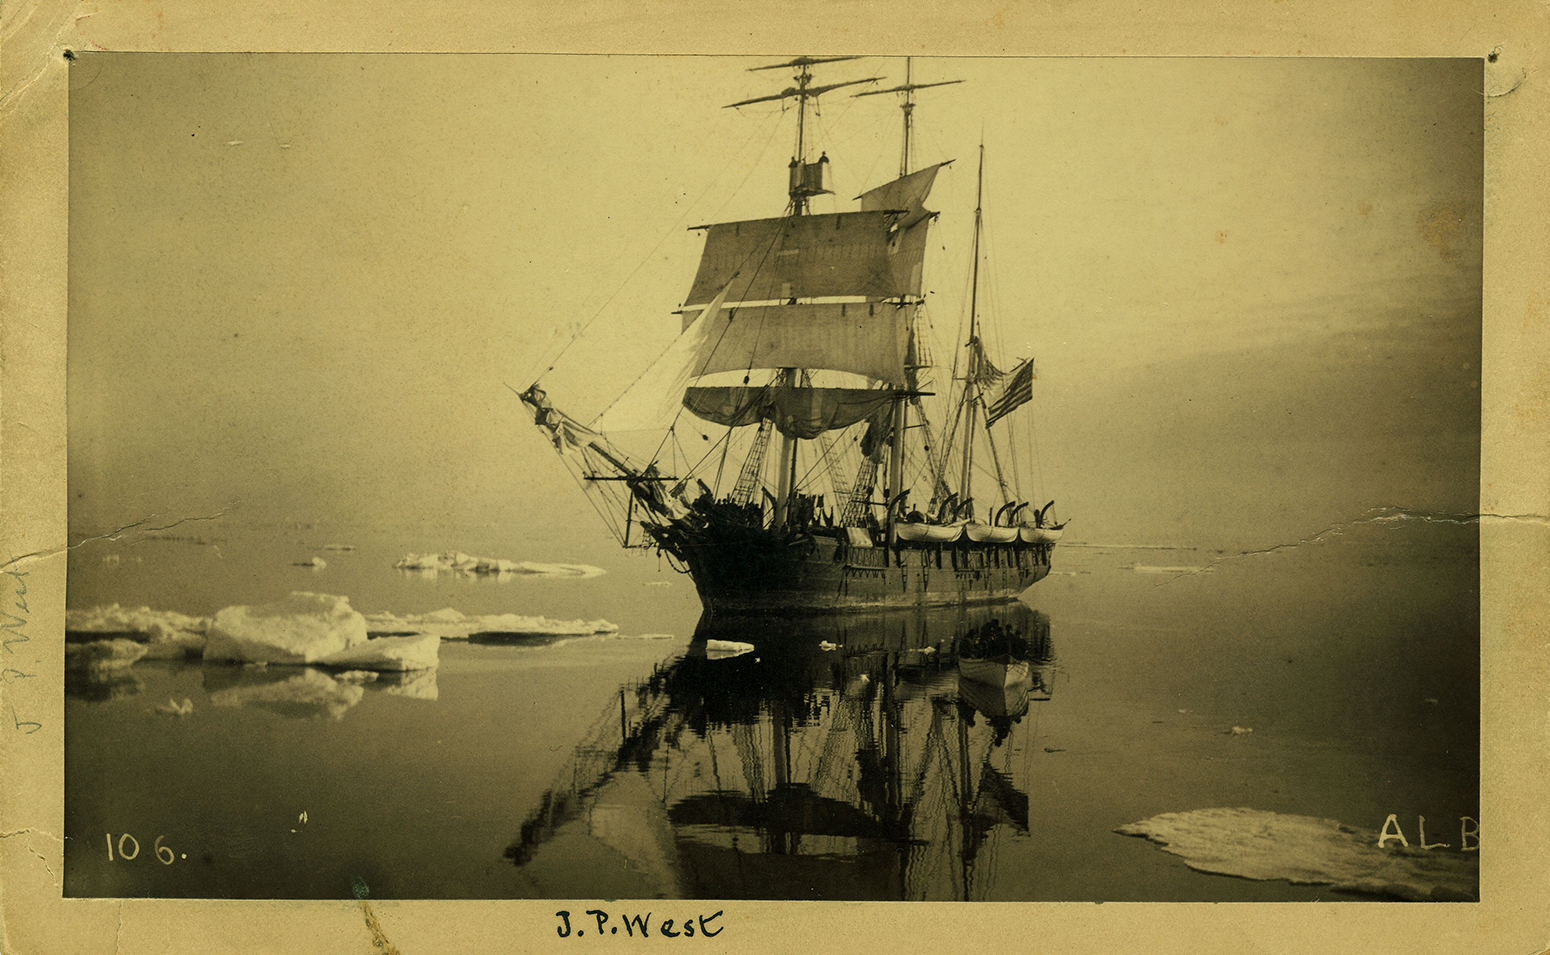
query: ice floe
[
  {"left": 363, "top": 608, "right": 617, "bottom": 641},
  {"left": 204, "top": 592, "right": 371, "bottom": 665},
  {"left": 1116, "top": 807, "right": 1478, "bottom": 901},
  {"left": 317, "top": 634, "right": 440, "bottom": 672},
  {"left": 67, "top": 593, "right": 637, "bottom": 674},
  {"left": 66, "top": 604, "right": 209, "bottom": 659},
  {"left": 705, "top": 639, "right": 755, "bottom": 660},
  {"left": 394, "top": 551, "right": 605, "bottom": 578},
  {"left": 292, "top": 556, "right": 327, "bottom": 569},
  {"left": 201, "top": 593, "right": 443, "bottom": 670}
]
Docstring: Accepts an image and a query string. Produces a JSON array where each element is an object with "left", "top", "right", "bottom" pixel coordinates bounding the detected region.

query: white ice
[
  {"left": 66, "top": 604, "right": 209, "bottom": 659},
  {"left": 1115, "top": 807, "right": 1478, "bottom": 901},
  {"left": 203, "top": 592, "right": 370, "bottom": 665},
  {"left": 364, "top": 608, "right": 618, "bottom": 640},
  {"left": 316, "top": 633, "right": 440, "bottom": 672},
  {"left": 393, "top": 551, "right": 605, "bottom": 578}
]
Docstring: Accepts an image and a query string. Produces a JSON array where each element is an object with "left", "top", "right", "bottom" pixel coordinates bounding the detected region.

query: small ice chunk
[
  {"left": 333, "top": 670, "right": 380, "bottom": 683},
  {"left": 706, "top": 639, "right": 754, "bottom": 660},
  {"left": 203, "top": 592, "right": 369, "bottom": 665},
  {"left": 1227, "top": 726, "right": 1254, "bottom": 736},
  {"left": 293, "top": 556, "right": 327, "bottom": 569},
  {"left": 818, "top": 641, "right": 840, "bottom": 651},
  {"left": 155, "top": 698, "right": 194, "bottom": 717}
]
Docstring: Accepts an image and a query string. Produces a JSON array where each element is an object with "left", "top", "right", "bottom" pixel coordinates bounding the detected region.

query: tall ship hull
[
  {"left": 671, "top": 532, "right": 1051, "bottom": 614},
  {"left": 519, "top": 57, "right": 1067, "bottom": 617}
]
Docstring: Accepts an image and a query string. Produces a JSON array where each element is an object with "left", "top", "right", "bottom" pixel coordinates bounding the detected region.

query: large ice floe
[
  {"left": 394, "top": 551, "right": 605, "bottom": 578},
  {"left": 202, "top": 592, "right": 440, "bottom": 671},
  {"left": 204, "top": 592, "right": 371, "bottom": 665},
  {"left": 1116, "top": 807, "right": 1478, "bottom": 901}
]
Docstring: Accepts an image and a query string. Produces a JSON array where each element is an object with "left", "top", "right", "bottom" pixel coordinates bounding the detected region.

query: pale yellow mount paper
[{"left": 3, "top": 1, "right": 1547, "bottom": 954}]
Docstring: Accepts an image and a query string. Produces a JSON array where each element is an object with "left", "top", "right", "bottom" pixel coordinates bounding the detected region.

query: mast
[
  {"left": 958, "top": 145, "right": 986, "bottom": 514},
  {"left": 729, "top": 58, "right": 884, "bottom": 529},
  {"left": 886, "top": 62, "right": 914, "bottom": 547},
  {"left": 854, "top": 59, "right": 963, "bottom": 178},
  {"left": 901, "top": 58, "right": 914, "bottom": 178},
  {"left": 855, "top": 58, "right": 963, "bottom": 545}
]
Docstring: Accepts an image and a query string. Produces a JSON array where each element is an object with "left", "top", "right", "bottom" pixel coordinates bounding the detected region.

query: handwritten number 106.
[{"left": 105, "top": 833, "right": 176, "bottom": 865}]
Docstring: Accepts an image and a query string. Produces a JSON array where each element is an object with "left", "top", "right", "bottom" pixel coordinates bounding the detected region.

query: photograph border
[{"left": 4, "top": 2, "right": 1545, "bottom": 953}]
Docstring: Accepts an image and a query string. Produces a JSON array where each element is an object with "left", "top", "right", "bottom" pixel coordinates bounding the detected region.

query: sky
[{"left": 68, "top": 54, "right": 1481, "bottom": 549}]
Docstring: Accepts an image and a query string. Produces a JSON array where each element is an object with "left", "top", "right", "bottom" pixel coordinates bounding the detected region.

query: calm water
[{"left": 63, "top": 517, "right": 1478, "bottom": 900}]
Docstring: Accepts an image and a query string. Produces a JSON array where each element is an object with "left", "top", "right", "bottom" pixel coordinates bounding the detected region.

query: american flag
[{"left": 984, "top": 359, "right": 1035, "bottom": 427}]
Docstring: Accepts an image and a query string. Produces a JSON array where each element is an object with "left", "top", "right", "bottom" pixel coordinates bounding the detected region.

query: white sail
[
  {"left": 684, "top": 211, "right": 926, "bottom": 306},
  {"left": 679, "top": 301, "right": 910, "bottom": 385},
  {"left": 590, "top": 283, "right": 732, "bottom": 432}
]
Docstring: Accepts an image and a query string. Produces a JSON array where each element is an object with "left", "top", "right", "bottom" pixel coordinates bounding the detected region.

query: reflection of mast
[{"left": 504, "top": 606, "right": 1052, "bottom": 900}]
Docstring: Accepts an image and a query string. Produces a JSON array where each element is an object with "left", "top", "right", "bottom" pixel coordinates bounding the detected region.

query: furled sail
[
  {"left": 682, "top": 385, "right": 896, "bottom": 439},
  {"left": 678, "top": 301, "right": 910, "bottom": 385},
  {"left": 523, "top": 385, "right": 603, "bottom": 454},
  {"left": 684, "top": 212, "right": 923, "bottom": 306}
]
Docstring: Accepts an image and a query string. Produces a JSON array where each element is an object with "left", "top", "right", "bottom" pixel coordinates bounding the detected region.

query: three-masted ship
[{"left": 520, "top": 57, "right": 1063, "bottom": 615}]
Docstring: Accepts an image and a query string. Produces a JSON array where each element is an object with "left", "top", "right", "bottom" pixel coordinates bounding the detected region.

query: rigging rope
[{"left": 523, "top": 110, "right": 784, "bottom": 388}]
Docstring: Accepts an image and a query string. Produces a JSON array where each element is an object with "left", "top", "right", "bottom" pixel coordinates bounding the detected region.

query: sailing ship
[
  {"left": 520, "top": 56, "right": 1063, "bottom": 615},
  {"left": 504, "top": 604, "right": 1056, "bottom": 900}
]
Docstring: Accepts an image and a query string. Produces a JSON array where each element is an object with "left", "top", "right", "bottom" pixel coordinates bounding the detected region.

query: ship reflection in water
[{"left": 506, "top": 603, "right": 1055, "bottom": 900}]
